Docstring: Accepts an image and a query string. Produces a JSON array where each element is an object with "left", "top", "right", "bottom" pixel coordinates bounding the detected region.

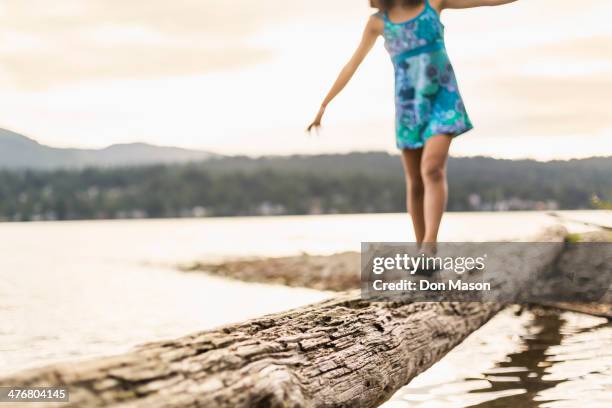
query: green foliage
[
  {"left": 591, "top": 195, "right": 612, "bottom": 210},
  {"left": 565, "top": 233, "right": 582, "bottom": 243},
  {"left": 0, "top": 153, "right": 610, "bottom": 221}
]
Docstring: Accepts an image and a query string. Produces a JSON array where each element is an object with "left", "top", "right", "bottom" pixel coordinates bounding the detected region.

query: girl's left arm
[{"left": 432, "top": 0, "right": 518, "bottom": 10}]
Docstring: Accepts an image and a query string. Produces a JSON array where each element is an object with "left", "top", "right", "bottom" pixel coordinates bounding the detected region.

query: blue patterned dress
[{"left": 374, "top": 0, "right": 473, "bottom": 149}]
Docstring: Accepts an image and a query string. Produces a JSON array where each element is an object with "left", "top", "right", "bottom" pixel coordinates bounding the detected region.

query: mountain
[{"left": 0, "top": 128, "right": 219, "bottom": 169}]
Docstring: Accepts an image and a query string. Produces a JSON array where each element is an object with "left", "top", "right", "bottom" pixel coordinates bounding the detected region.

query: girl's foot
[
  {"left": 413, "top": 242, "right": 441, "bottom": 276},
  {"left": 420, "top": 242, "right": 437, "bottom": 257}
]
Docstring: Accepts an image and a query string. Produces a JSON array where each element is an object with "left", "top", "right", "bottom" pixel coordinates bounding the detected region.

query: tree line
[{"left": 0, "top": 153, "right": 610, "bottom": 221}]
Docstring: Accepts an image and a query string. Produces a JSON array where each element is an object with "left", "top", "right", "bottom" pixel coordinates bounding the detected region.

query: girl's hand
[{"left": 307, "top": 105, "right": 326, "bottom": 133}]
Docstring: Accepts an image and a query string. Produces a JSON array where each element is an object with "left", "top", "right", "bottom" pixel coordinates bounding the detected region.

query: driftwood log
[
  {"left": 183, "top": 251, "right": 361, "bottom": 292},
  {"left": 0, "top": 227, "right": 567, "bottom": 408},
  {"left": 539, "top": 302, "right": 612, "bottom": 319},
  {"left": 539, "top": 230, "right": 612, "bottom": 319}
]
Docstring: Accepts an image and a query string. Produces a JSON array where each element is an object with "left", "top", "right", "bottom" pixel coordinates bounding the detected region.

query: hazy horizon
[
  {"left": 1, "top": 0, "right": 611, "bottom": 160},
  {"left": 5, "top": 126, "right": 612, "bottom": 163}
]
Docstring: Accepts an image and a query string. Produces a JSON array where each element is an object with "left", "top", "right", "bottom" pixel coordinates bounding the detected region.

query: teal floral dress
[{"left": 374, "top": 0, "right": 473, "bottom": 149}]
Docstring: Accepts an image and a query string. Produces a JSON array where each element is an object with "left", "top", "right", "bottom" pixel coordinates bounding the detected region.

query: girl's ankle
[{"left": 420, "top": 241, "right": 438, "bottom": 256}]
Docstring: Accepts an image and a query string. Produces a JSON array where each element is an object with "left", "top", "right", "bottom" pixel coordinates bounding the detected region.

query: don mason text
[{"left": 372, "top": 279, "right": 491, "bottom": 291}]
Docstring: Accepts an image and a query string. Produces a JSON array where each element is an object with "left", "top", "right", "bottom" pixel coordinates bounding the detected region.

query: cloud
[
  {"left": 454, "top": 32, "right": 612, "bottom": 138},
  {"left": 464, "top": 73, "right": 612, "bottom": 138},
  {"left": 0, "top": 0, "right": 359, "bottom": 88},
  {"left": 0, "top": 0, "right": 371, "bottom": 88},
  {"left": 0, "top": 40, "right": 273, "bottom": 88}
]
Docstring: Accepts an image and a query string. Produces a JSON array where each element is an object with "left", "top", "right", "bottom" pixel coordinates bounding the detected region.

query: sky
[{"left": 0, "top": 0, "right": 611, "bottom": 160}]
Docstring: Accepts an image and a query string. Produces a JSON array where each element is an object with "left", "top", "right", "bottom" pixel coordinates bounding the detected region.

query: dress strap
[
  {"left": 372, "top": 10, "right": 385, "bottom": 21},
  {"left": 425, "top": 0, "right": 443, "bottom": 20},
  {"left": 382, "top": 10, "right": 390, "bottom": 23}
]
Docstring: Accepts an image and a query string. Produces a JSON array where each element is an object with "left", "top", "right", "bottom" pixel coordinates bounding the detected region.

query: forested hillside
[{"left": 1, "top": 153, "right": 610, "bottom": 221}]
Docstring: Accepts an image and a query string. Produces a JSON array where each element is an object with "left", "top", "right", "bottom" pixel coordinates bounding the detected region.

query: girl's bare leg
[
  {"left": 421, "top": 134, "right": 453, "bottom": 246},
  {"left": 400, "top": 148, "right": 425, "bottom": 244}
]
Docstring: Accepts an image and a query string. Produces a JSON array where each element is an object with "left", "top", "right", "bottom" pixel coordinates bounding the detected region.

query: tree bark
[
  {"left": 0, "top": 227, "right": 567, "bottom": 408},
  {"left": 537, "top": 230, "right": 612, "bottom": 319},
  {"left": 539, "top": 302, "right": 611, "bottom": 319}
]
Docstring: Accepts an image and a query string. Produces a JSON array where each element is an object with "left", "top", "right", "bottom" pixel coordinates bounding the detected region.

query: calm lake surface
[{"left": 1, "top": 210, "right": 610, "bottom": 406}]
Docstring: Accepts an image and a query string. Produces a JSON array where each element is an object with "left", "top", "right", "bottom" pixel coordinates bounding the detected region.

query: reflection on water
[{"left": 384, "top": 308, "right": 612, "bottom": 408}]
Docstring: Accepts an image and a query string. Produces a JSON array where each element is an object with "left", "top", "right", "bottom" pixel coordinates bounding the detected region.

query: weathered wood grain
[
  {"left": 1, "top": 297, "right": 505, "bottom": 408},
  {"left": 0, "top": 227, "right": 567, "bottom": 408},
  {"left": 537, "top": 230, "right": 612, "bottom": 319}
]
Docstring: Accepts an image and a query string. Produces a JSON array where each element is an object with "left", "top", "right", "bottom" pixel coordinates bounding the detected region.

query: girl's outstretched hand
[{"left": 307, "top": 105, "right": 326, "bottom": 134}]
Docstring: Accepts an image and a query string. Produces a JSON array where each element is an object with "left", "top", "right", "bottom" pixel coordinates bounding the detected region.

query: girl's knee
[
  {"left": 408, "top": 180, "right": 425, "bottom": 196},
  {"left": 421, "top": 163, "right": 446, "bottom": 183}
]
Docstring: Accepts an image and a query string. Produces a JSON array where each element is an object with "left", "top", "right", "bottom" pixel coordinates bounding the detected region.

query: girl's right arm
[
  {"left": 434, "top": 0, "right": 518, "bottom": 10},
  {"left": 307, "top": 15, "right": 383, "bottom": 133}
]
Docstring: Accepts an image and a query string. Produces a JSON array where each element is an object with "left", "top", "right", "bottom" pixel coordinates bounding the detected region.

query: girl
[{"left": 307, "top": 0, "right": 518, "bottom": 254}]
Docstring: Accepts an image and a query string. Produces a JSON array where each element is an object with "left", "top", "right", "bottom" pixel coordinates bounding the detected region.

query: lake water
[{"left": 1, "top": 210, "right": 610, "bottom": 406}]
